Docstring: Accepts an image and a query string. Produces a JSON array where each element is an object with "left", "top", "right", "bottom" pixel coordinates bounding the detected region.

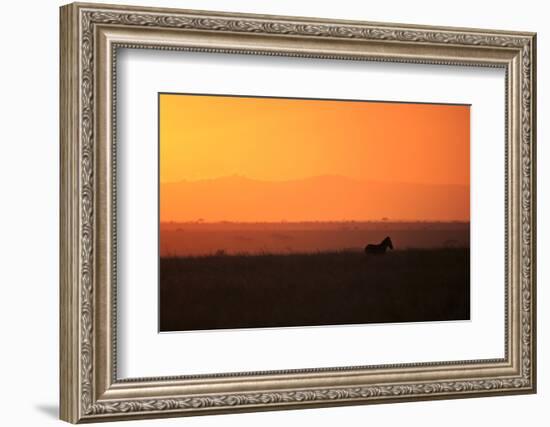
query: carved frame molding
[{"left": 60, "top": 2, "right": 536, "bottom": 423}]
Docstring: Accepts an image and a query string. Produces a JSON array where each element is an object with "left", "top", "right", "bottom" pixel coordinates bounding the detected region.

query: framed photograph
[
  {"left": 158, "top": 93, "right": 471, "bottom": 332},
  {"left": 60, "top": 2, "right": 537, "bottom": 423}
]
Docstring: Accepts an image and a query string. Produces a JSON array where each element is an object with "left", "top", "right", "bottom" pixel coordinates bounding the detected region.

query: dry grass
[{"left": 159, "top": 248, "right": 470, "bottom": 331}]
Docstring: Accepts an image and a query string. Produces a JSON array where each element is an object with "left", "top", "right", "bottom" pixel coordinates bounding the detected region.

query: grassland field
[{"left": 160, "top": 247, "right": 470, "bottom": 332}]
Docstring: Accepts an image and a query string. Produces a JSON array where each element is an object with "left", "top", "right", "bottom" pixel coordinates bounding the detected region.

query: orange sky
[{"left": 160, "top": 93, "right": 470, "bottom": 222}]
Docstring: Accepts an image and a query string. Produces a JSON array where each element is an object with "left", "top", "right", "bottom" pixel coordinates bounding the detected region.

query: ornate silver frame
[{"left": 60, "top": 2, "right": 537, "bottom": 423}]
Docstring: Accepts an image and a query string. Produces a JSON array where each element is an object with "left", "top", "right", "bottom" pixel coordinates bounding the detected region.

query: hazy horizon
[
  {"left": 159, "top": 220, "right": 469, "bottom": 257},
  {"left": 160, "top": 174, "right": 469, "bottom": 223},
  {"left": 160, "top": 94, "right": 470, "bottom": 255}
]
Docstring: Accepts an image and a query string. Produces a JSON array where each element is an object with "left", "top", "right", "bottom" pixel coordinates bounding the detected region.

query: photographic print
[{"left": 159, "top": 93, "right": 470, "bottom": 332}]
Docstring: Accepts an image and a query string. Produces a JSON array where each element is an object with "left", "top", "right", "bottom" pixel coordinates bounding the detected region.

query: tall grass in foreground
[{"left": 159, "top": 248, "right": 470, "bottom": 332}]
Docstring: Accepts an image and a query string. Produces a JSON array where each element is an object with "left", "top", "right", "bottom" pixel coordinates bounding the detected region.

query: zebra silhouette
[{"left": 364, "top": 236, "right": 394, "bottom": 255}]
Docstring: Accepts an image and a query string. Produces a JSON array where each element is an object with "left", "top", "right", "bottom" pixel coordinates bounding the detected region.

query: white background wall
[{"left": 0, "top": 0, "right": 546, "bottom": 425}]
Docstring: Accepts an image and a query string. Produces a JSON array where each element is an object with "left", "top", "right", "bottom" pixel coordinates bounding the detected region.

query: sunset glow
[{"left": 159, "top": 93, "right": 470, "bottom": 222}]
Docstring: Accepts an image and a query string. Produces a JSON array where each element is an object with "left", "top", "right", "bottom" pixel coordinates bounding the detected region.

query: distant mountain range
[{"left": 160, "top": 175, "right": 469, "bottom": 222}]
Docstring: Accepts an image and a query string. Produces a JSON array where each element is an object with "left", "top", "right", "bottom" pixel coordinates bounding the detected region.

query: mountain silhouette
[{"left": 160, "top": 175, "right": 469, "bottom": 222}]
